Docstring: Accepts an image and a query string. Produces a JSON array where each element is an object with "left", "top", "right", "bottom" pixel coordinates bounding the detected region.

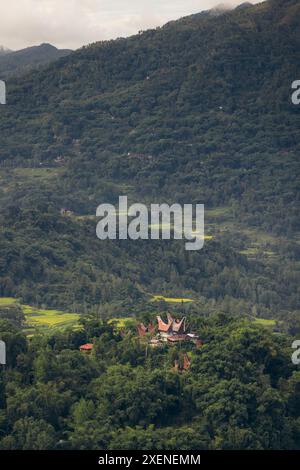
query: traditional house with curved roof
[{"left": 157, "top": 313, "right": 187, "bottom": 342}]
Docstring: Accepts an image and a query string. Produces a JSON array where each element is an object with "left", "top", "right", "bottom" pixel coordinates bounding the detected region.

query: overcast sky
[{"left": 0, "top": 0, "right": 262, "bottom": 51}]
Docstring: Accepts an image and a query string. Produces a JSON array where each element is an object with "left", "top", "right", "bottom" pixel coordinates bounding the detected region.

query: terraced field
[
  {"left": 109, "top": 318, "right": 136, "bottom": 329},
  {"left": 0, "top": 297, "right": 80, "bottom": 332},
  {"left": 23, "top": 305, "right": 80, "bottom": 331},
  {"left": 0, "top": 296, "right": 278, "bottom": 334},
  {"left": 0, "top": 297, "right": 18, "bottom": 306}
]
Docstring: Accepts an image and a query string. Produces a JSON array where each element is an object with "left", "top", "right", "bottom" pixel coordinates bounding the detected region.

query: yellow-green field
[
  {"left": 0, "top": 297, "right": 136, "bottom": 333},
  {"left": 0, "top": 297, "right": 278, "bottom": 334},
  {"left": 253, "top": 318, "right": 277, "bottom": 327},
  {"left": 0, "top": 297, "right": 18, "bottom": 306},
  {"left": 151, "top": 295, "right": 194, "bottom": 303},
  {"left": 109, "top": 318, "right": 136, "bottom": 329},
  {"left": 0, "top": 297, "right": 80, "bottom": 332},
  {"left": 23, "top": 305, "right": 80, "bottom": 330}
]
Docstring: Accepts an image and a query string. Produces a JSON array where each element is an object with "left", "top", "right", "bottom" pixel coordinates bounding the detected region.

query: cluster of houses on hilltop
[
  {"left": 79, "top": 314, "right": 202, "bottom": 372},
  {"left": 137, "top": 313, "right": 202, "bottom": 348}
]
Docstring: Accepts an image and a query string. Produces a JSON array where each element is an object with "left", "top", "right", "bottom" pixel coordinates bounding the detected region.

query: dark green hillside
[
  {"left": 0, "top": 44, "right": 72, "bottom": 79},
  {"left": 0, "top": 0, "right": 299, "bottom": 322},
  {"left": 0, "top": 0, "right": 299, "bottom": 231},
  {"left": 0, "top": 187, "right": 299, "bottom": 323},
  {"left": 0, "top": 47, "right": 12, "bottom": 56}
]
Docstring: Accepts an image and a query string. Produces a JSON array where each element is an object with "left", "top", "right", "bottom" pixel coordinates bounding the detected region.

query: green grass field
[
  {"left": 0, "top": 297, "right": 18, "bottom": 305},
  {"left": 23, "top": 305, "right": 80, "bottom": 331},
  {"left": 0, "top": 297, "right": 134, "bottom": 333},
  {"left": 0, "top": 297, "right": 278, "bottom": 335},
  {"left": 253, "top": 318, "right": 277, "bottom": 327},
  {"left": 0, "top": 298, "right": 134, "bottom": 333},
  {"left": 151, "top": 295, "right": 194, "bottom": 303},
  {"left": 109, "top": 318, "right": 136, "bottom": 329},
  {"left": 0, "top": 297, "right": 80, "bottom": 332}
]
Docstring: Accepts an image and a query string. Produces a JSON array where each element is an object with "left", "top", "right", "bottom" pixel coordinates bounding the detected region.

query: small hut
[{"left": 79, "top": 343, "right": 94, "bottom": 354}]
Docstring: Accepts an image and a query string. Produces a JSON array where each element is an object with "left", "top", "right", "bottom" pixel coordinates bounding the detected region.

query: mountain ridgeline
[
  {"left": 0, "top": 43, "right": 72, "bottom": 79},
  {"left": 0, "top": 0, "right": 299, "bottom": 323},
  {"left": 0, "top": 46, "right": 12, "bottom": 56}
]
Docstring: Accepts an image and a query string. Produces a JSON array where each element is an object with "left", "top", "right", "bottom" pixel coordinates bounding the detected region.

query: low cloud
[{"left": 0, "top": 0, "right": 262, "bottom": 50}]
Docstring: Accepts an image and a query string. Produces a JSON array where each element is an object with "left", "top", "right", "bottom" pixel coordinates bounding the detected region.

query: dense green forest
[
  {"left": 0, "top": 312, "right": 300, "bottom": 450},
  {"left": 0, "top": 0, "right": 299, "bottom": 233},
  {"left": 0, "top": 205, "right": 299, "bottom": 331},
  {"left": 0, "top": 0, "right": 299, "bottom": 450}
]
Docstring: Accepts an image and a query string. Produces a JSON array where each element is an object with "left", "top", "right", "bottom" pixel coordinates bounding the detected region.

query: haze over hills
[
  {"left": 176, "top": 2, "right": 233, "bottom": 21},
  {"left": 0, "top": 46, "right": 12, "bottom": 56},
  {"left": 0, "top": 0, "right": 299, "bottom": 320},
  {"left": 0, "top": 43, "right": 72, "bottom": 79}
]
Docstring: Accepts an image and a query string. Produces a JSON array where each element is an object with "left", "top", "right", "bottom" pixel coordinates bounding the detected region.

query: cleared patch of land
[
  {"left": 109, "top": 318, "right": 136, "bottom": 329},
  {"left": 0, "top": 297, "right": 18, "bottom": 305},
  {"left": 23, "top": 305, "right": 80, "bottom": 331},
  {"left": 151, "top": 295, "right": 194, "bottom": 303},
  {"left": 0, "top": 297, "right": 80, "bottom": 332},
  {"left": 0, "top": 297, "right": 279, "bottom": 334},
  {"left": 253, "top": 318, "right": 277, "bottom": 327}
]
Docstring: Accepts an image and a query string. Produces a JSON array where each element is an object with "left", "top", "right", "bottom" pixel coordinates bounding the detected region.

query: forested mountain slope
[
  {"left": 0, "top": 44, "right": 72, "bottom": 79},
  {"left": 0, "top": 0, "right": 299, "bottom": 323},
  {"left": 1, "top": 0, "right": 299, "bottom": 230},
  {"left": 0, "top": 46, "right": 12, "bottom": 56}
]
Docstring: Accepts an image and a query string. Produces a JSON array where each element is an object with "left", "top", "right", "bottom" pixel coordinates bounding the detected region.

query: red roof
[
  {"left": 137, "top": 323, "right": 148, "bottom": 337},
  {"left": 157, "top": 315, "right": 173, "bottom": 332},
  {"left": 137, "top": 323, "right": 156, "bottom": 337},
  {"left": 183, "top": 353, "right": 191, "bottom": 370},
  {"left": 157, "top": 314, "right": 186, "bottom": 334},
  {"left": 172, "top": 317, "right": 186, "bottom": 334},
  {"left": 80, "top": 343, "right": 94, "bottom": 351},
  {"left": 147, "top": 323, "right": 156, "bottom": 334}
]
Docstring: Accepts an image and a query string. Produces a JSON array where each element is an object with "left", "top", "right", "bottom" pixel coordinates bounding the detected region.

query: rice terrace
[
  {"left": 0, "top": 297, "right": 80, "bottom": 332},
  {"left": 0, "top": 295, "right": 277, "bottom": 334}
]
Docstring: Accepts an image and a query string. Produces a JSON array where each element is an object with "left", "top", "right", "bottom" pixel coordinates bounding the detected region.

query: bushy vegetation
[
  {"left": 0, "top": 206, "right": 299, "bottom": 329},
  {"left": 0, "top": 313, "right": 300, "bottom": 450}
]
